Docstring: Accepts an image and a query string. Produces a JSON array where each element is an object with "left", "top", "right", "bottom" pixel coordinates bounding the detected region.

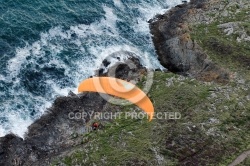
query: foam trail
[
  {"left": 0, "top": 127, "right": 4, "bottom": 137},
  {"left": 113, "top": 0, "right": 124, "bottom": 9},
  {"left": 7, "top": 114, "right": 33, "bottom": 137},
  {"left": 1, "top": 0, "right": 189, "bottom": 137}
]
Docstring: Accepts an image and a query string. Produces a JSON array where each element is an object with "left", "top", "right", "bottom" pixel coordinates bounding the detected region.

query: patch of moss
[
  {"left": 191, "top": 14, "right": 250, "bottom": 76},
  {"left": 241, "top": 22, "right": 250, "bottom": 36}
]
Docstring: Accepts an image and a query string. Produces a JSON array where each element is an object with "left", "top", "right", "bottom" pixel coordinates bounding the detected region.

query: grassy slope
[
  {"left": 189, "top": 1, "right": 250, "bottom": 165},
  {"left": 52, "top": 71, "right": 250, "bottom": 165},
  {"left": 191, "top": 2, "right": 250, "bottom": 77},
  {"left": 51, "top": 2, "right": 250, "bottom": 166}
]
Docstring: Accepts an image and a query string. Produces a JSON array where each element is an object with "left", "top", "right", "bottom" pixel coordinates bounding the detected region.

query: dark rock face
[
  {"left": 96, "top": 51, "right": 147, "bottom": 81},
  {"left": 0, "top": 93, "right": 107, "bottom": 166},
  {"left": 150, "top": 0, "right": 229, "bottom": 83},
  {"left": 161, "top": 36, "right": 206, "bottom": 73},
  {"left": 0, "top": 53, "right": 147, "bottom": 166}
]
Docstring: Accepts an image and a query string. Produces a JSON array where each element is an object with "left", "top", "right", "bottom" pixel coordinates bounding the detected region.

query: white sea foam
[
  {"left": 1, "top": 0, "right": 189, "bottom": 137},
  {"left": 0, "top": 127, "right": 5, "bottom": 137},
  {"left": 7, "top": 114, "right": 33, "bottom": 137},
  {"left": 113, "top": 0, "right": 124, "bottom": 9},
  {"left": 0, "top": 74, "right": 5, "bottom": 81},
  {"left": 133, "top": 0, "right": 189, "bottom": 33},
  {"left": 0, "top": 103, "right": 33, "bottom": 137},
  {"left": 7, "top": 46, "right": 31, "bottom": 76}
]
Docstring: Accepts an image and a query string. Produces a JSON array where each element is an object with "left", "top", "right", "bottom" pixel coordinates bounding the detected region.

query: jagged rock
[
  {"left": 96, "top": 51, "right": 148, "bottom": 83},
  {"left": 0, "top": 93, "right": 108, "bottom": 166},
  {"left": 218, "top": 22, "right": 250, "bottom": 42},
  {"left": 0, "top": 51, "right": 148, "bottom": 166},
  {"left": 218, "top": 22, "right": 241, "bottom": 35},
  {"left": 161, "top": 36, "right": 206, "bottom": 73},
  {"left": 150, "top": 0, "right": 230, "bottom": 83},
  {"left": 68, "top": 90, "right": 76, "bottom": 97}
]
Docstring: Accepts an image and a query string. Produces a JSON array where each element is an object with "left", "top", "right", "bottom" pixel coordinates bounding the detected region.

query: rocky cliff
[
  {"left": 1, "top": 0, "right": 250, "bottom": 165},
  {"left": 0, "top": 52, "right": 149, "bottom": 166},
  {"left": 149, "top": 0, "right": 233, "bottom": 83}
]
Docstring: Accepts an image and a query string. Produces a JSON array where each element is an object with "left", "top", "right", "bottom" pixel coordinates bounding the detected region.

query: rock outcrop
[
  {"left": 0, "top": 52, "right": 147, "bottom": 166},
  {"left": 0, "top": 93, "right": 107, "bottom": 166},
  {"left": 150, "top": 0, "right": 230, "bottom": 83},
  {"left": 1, "top": 1, "right": 249, "bottom": 165},
  {"left": 96, "top": 51, "right": 148, "bottom": 81}
]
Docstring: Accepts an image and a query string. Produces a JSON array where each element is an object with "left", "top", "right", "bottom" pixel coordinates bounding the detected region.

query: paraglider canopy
[{"left": 78, "top": 77, "right": 154, "bottom": 121}]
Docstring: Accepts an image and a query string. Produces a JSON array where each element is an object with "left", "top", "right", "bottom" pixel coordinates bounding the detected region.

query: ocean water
[{"left": 0, "top": 0, "right": 186, "bottom": 137}]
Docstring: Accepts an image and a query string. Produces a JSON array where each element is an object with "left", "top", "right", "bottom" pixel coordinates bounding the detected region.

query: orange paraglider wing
[{"left": 78, "top": 77, "right": 154, "bottom": 121}]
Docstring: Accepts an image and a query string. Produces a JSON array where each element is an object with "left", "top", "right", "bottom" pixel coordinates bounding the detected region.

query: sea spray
[{"left": 0, "top": 0, "right": 188, "bottom": 137}]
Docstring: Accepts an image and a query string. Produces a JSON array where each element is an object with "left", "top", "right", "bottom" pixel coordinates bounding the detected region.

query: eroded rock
[{"left": 150, "top": 0, "right": 230, "bottom": 83}]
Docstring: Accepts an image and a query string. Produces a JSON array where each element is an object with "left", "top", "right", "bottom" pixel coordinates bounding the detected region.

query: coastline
[
  {"left": 149, "top": 0, "right": 229, "bottom": 83},
  {"left": 0, "top": 54, "right": 149, "bottom": 165},
  {"left": 1, "top": 0, "right": 250, "bottom": 165}
]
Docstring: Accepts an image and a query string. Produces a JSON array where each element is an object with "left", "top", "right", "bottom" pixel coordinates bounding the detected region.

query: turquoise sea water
[{"left": 0, "top": 0, "right": 184, "bottom": 136}]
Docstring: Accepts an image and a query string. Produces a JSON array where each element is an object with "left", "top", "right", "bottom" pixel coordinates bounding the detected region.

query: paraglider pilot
[{"left": 92, "top": 122, "right": 99, "bottom": 130}]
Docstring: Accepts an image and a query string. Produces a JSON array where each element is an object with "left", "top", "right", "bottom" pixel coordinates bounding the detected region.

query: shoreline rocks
[
  {"left": 0, "top": 52, "right": 148, "bottom": 166},
  {"left": 0, "top": 93, "right": 107, "bottom": 166},
  {"left": 1, "top": 0, "right": 246, "bottom": 165},
  {"left": 149, "top": 0, "right": 230, "bottom": 83}
]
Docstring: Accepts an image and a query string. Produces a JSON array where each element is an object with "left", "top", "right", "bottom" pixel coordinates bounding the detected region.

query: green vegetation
[
  {"left": 238, "top": 157, "right": 250, "bottom": 166},
  {"left": 189, "top": 2, "right": 250, "bottom": 165},
  {"left": 52, "top": 71, "right": 250, "bottom": 165},
  {"left": 191, "top": 5, "right": 250, "bottom": 78},
  {"left": 51, "top": 2, "right": 250, "bottom": 165}
]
